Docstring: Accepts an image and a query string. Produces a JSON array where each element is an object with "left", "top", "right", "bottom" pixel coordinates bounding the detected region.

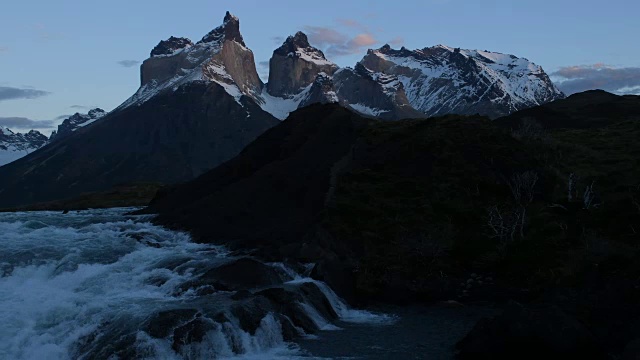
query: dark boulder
[
  {"left": 144, "top": 309, "right": 199, "bottom": 339},
  {"left": 171, "top": 316, "right": 215, "bottom": 352},
  {"left": 311, "top": 258, "right": 356, "bottom": 304},
  {"left": 202, "top": 258, "right": 284, "bottom": 291},
  {"left": 298, "top": 282, "right": 338, "bottom": 321},
  {"left": 257, "top": 286, "right": 323, "bottom": 334},
  {"left": 230, "top": 295, "right": 274, "bottom": 334}
]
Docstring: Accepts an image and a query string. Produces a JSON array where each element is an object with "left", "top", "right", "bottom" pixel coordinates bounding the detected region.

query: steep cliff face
[
  {"left": 359, "top": 44, "right": 565, "bottom": 118},
  {"left": 333, "top": 64, "right": 424, "bottom": 120},
  {"left": 0, "top": 12, "right": 279, "bottom": 208},
  {"left": 267, "top": 32, "right": 339, "bottom": 97},
  {"left": 128, "top": 11, "right": 263, "bottom": 109}
]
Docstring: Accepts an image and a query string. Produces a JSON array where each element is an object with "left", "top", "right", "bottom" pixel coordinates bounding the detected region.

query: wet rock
[
  {"left": 311, "top": 259, "right": 356, "bottom": 303},
  {"left": 231, "top": 289, "right": 253, "bottom": 300},
  {"left": 171, "top": 315, "right": 215, "bottom": 352},
  {"left": 277, "top": 314, "right": 301, "bottom": 341},
  {"left": 202, "top": 258, "right": 284, "bottom": 291},
  {"left": 145, "top": 309, "right": 199, "bottom": 339},
  {"left": 257, "top": 286, "right": 320, "bottom": 334},
  {"left": 298, "top": 282, "right": 338, "bottom": 321},
  {"left": 456, "top": 302, "right": 602, "bottom": 359},
  {"left": 230, "top": 295, "right": 274, "bottom": 334}
]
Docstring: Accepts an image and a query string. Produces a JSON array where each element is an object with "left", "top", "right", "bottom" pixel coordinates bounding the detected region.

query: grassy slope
[{"left": 325, "top": 112, "right": 640, "bottom": 301}]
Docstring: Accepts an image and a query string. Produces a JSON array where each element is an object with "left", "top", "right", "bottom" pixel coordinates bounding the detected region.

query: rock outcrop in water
[{"left": 2, "top": 207, "right": 387, "bottom": 359}]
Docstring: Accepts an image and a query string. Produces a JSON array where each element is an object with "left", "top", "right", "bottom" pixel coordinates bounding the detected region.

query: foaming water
[
  {"left": 0, "top": 208, "right": 226, "bottom": 359},
  {"left": 0, "top": 208, "right": 391, "bottom": 360}
]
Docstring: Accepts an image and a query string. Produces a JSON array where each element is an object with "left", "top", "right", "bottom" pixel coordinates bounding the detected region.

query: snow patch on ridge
[
  {"left": 349, "top": 103, "right": 390, "bottom": 117},
  {"left": 369, "top": 45, "right": 564, "bottom": 116},
  {"left": 258, "top": 85, "right": 313, "bottom": 120},
  {"left": 290, "top": 49, "right": 335, "bottom": 67}
]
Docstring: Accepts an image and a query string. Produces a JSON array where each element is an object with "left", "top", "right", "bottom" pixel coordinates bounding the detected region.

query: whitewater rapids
[{"left": 0, "top": 208, "right": 393, "bottom": 359}]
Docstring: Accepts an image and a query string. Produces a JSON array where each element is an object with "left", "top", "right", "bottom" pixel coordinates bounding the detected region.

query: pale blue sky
[{"left": 1, "top": 0, "right": 639, "bottom": 134}]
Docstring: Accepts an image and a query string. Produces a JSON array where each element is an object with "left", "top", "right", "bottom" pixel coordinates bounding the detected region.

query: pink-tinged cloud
[
  {"left": 348, "top": 33, "right": 377, "bottom": 47},
  {"left": 335, "top": 19, "right": 370, "bottom": 32},
  {"left": 303, "top": 26, "right": 348, "bottom": 47},
  {"left": 552, "top": 64, "right": 640, "bottom": 95},
  {"left": 303, "top": 26, "right": 379, "bottom": 57}
]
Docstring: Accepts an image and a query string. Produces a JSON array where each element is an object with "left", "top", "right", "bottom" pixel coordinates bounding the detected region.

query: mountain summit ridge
[
  {"left": 0, "top": 11, "right": 565, "bottom": 207},
  {"left": 121, "top": 12, "right": 563, "bottom": 121}
]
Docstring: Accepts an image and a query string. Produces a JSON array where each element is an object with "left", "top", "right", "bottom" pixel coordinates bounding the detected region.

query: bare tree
[
  {"left": 567, "top": 173, "right": 599, "bottom": 209},
  {"left": 487, "top": 204, "right": 524, "bottom": 252},
  {"left": 509, "top": 171, "right": 539, "bottom": 205},
  {"left": 568, "top": 173, "right": 578, "bottom": 202},
  {"left": 583, "top": 181, "right": 597, "bottom": 209}
]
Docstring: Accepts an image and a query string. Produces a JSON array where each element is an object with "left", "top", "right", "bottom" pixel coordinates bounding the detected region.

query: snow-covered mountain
[
  {"left": 258, "top": 35, "right": 563, "bottom": 120},
  {"left": 49, "top": 108, "right": 106, "bottom": 142},
  {"left": 0, "top": 12, "right": 278, "bottom": 208},
  {"left": 359, "top": 44, "right": 565, "bottom": 118},
  {"left": 119, "top": 12, "right": 264, "bottom": 110},
  {"left": 0, "top": 127, "right": 48, "bottom": 166},
  {"left": 0, "top": 11, "right": 565, "bottom": 207}
]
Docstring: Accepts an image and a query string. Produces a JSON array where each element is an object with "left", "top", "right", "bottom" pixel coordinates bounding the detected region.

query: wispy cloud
[
  {"left": 552, "top": 64, "right": 640, "bottom": 95},
  {"left": 388, "top": 37, "right": 405, "bottom": 47},
  {"left": 0, "top": 117, "right": 56, "bottom": 130},
  {"left": 0, "top": 86, "right": 50, "bottom": 102},
  {"left": 55, "top": 114, "right": 72, "bottom": 120},
  {"left": 117, "top": 60, "right": 140, "bottom": 68},
  {"left": 335, "top": 19, "right": 370, "bottom": 32},
  {"left": 303, "top": 26, "right": 379, "bottom": 57},
  {"left": 271, "top": 36, "right": 285, "bottom": 45},
  {"left": 303, "top": 26, "right": 348, "bottom": 48},
  {"left": 0, "top": 47, "right": 8, "bottom": 54},
  {"left": 70, "top": 105, "right": 89, "bottom": 110}
]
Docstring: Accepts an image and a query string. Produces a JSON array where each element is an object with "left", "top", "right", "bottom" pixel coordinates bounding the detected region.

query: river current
[{"left": 0, "top": 208, "right": 490, "bottom": 359}]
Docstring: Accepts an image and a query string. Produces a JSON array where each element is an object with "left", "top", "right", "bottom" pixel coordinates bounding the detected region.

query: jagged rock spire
[
  {"left": 267, "top": 31, "right": 338, "bottom": 97},
  {"left": 199, "top": 11, "right": 245, "bottom": 46}
]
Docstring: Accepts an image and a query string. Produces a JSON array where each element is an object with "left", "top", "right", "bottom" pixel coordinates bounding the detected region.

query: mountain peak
[
  {"left": 150, "top": 36, "right": 193, "bottom": 57},
  {"left": 0, "top": 126, "right": 48, "bottom": 166},
  {"left": 49, "top": 108, "right": 107, "bottom": 142},
  {"left": 267, "top": 31, "right": 338, "bottom": 97},
  {"left": 361, "top": 44, "right": 565, "bottom": 118},
  {"left": 274, "top": 31, "right": 323, "bottom": 57},
  {"left": 287, "top": 31, "right": 311, "bottom": 48},
  {"left": 224, "top": 11, "right": 238, "bottom": 23},
  {"left": 200, "top": 11, "right": 245, "bottom": 46}
]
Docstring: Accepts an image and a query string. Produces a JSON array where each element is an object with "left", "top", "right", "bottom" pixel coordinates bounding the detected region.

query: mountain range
[
  {"left": 0, "top": 11, "right": 564, "bottom": 208},
  {"left": 0, "top": 127, "right": 48, "bottom": 167}
]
